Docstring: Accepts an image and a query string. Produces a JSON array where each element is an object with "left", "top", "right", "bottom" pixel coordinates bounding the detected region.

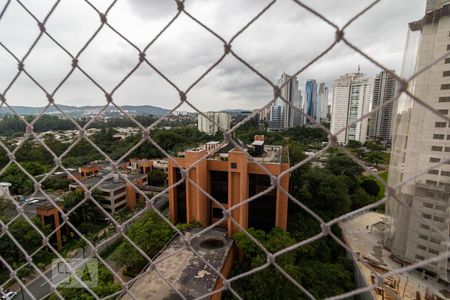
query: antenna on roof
[{"left": 357, "top": 65, "right": 360, "bottom": 74}]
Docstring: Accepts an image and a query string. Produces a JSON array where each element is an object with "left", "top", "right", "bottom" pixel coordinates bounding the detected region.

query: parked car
[{"left": 1, "top": 291, "right": 17, "bottom": 300}]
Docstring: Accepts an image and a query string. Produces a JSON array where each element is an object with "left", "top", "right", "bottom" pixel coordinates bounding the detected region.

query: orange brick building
[
  {"left": 168, "top": 137, "right": 289, "bottom": 236},
  {"left": 36, "top": 200, "right": 65, "bottom": 250}
]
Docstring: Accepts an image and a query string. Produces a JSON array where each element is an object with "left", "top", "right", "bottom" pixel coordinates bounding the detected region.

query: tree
[
  {"left": 147, "top": 169, "right": 166, "bottom": 187},
  {"left": 0, "top": 196, "right": 15, "bottom": 222},
  {"left": 360, "top": 179, "right": 380, "bottom": 197},
  {"left": 232, "top": 228, "right": 302, "bottom": 300},
  {"left": 49, "top": 263, "right": 121, "bottom": 300},
  {"left": 364, "top": 150, "right": 385, "bottom": 167},
  {"left": 0, "top": 164, "right": 33, "bottom": 195},
  {"left": 347, "top": 139, "right": 362, "bottom": 148},
  {"left": 351, "top": 187, "right": 376, "bottom": 210},
  {"left": 114, "top": 210, "right": 173, "bottom": 274},
  {"left": 326, "top": 153, "right": 363, "bottom": 180},
  {"left": 0, "top": 217, "right": 50, "bottom": 266},
  {"left": 364, "top": 141, "right": 385, "bottom": 151},
  {"left": 62, "top": 190, "right": 103, "bottom": 231}
]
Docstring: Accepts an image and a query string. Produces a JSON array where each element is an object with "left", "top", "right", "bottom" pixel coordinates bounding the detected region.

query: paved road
[
  {"left": 16, "top": 250, "right": 85, "bottom": 300},
  {"left": 15, "top": 193, "right": 169, "bottom": 299}
]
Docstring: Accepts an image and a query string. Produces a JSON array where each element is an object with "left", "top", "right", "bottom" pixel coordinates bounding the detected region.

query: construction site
[{"left": 340, "top": 212, "right": 449, "bottom": 300}]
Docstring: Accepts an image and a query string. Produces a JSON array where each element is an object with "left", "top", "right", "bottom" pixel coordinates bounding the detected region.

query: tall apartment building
[
  {"left": 318, "top": 82, "right": 329, "bottom": 122},
  {"left": 368, "top": 71, "right": 397, "bottom": 145},
  {"left": 330, "top": 73, "right": 373, "bottom": 144},
  {"left": 293, "top": 90, "right": 304, "bottom": 127},
  {"left": 168, "top": 136, "right": 289, "bottom": 237},
  {"left": 269, "top": 73, "right": 301, "bottom": 130},
  {"left": 197, "top": 112, "right": 231, "bottom": 135},
  {"left": 305, "top": 79, "right": 318, "bottom": 121},
  {"left": 385, "top": 0, "right": 450, "bottom": 283}
]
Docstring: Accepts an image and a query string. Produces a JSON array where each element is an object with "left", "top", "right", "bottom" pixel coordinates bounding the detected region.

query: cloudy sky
[{"left": 0, "top": 0, "right": 425, "bottom": 112}]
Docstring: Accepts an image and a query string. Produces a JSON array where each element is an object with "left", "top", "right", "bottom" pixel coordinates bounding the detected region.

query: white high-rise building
[
  {"left": 269, "top": 73, "right": 301, "bottom": 130},
  {"left": 318, "top": 83, "right": 329, "bottom": 122},
  {"left": 367, "top": 71, "right": 397, "bottom": 145},
  {"left": 330, "top": 73, "right": 373, "bottom": 144},
  {"left": 385, "top": 0, "right": 450, "bottom": 283},
  {"left": 197, "top": 112, "right": 231, "bottom": 135}
]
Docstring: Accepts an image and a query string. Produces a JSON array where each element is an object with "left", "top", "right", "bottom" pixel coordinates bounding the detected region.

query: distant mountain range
[
  {"left": 0, "top": 105, "right": 172, "bottom": 117},
  {"left": 221, "top": 109, "right": 253, "bottom": 116}
]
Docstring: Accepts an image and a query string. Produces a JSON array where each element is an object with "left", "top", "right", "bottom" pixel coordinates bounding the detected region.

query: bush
[{"left": 361, "top": 179, "right": 380, "bottom": 196}]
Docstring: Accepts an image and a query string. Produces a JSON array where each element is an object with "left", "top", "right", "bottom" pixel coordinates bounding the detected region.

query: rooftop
[
  {"left": 183, "top": 139, "right": 288, "bottom": 164},
  {"left": 340, "top": 212, "right": 449, "bottom": 300},
  {"left": 70, "top": 175, "right": 126, "bottom": 191},
  {"left": 122, "top": 227, "right": 233, "bottom": 300}
]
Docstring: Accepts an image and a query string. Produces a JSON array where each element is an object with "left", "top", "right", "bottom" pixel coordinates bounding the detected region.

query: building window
[
  {"left": 114, "top": 187, "right": 126, "bottom": 196},
  {"left": 421, "top": 214, "right": 432, "bottom": 220},
  {"left": 443, "top": 71, "right": 450, "bottom": 77},
  {"left": 430, "top": 157, "right": 441, "bottom": 163},
  {"left": 447, "top": 135, "right": 450, "bottom": 140},
  {"left": 113, "top": 194, "right": 126, "bottom": 204},
  {"left": 415, "top": 255, "right": 425, "bottom": 260},
  {"left": 440, "top": 182, "right": 450, "bottom": 188},
  {"left": 446, "top": 58, "right": 450, "bottom": 64},
  {"left": 441, "top": 84, "right": 450, "bottom": 89},
  {"left": 425, "top": 180, "right": 438, "bottom": 186},
  {"left": 428, "top": 248, "right": 439, "bottom": 255},
  {"left": 420, "top": 224, "right": 430, "bottom": 230},
  {"left": 431, "top": 146, "right": 443, "bottom": 151},
  {"left": 435, "top": 205, "right": 446, "bottom": 211},
  {"left": 439, "top": 96, "right": 450, "bottom": 102},
  {"left": 230, "top": 162, "right": 237, "bottom": 169},
  {"left": 433, "top": 216, "right": 445, "bottom": 222},
  {"left": 441, "top": 171, "right": 450, "bottom": 176},
  {"left": 447, "top": 45, "right": 450, "bottom": 50},
  {"left": 428, "top": 169, "right": 439, "bottom": 175},
  {"left": 445, "top": 147, "right": 450, "bottom": 152},
  {"left": 212, "top": 208, "right": 223, "bottom": 219},
  {"left": 430, "top": 237, "right": 440, "bottom": 244},
  {"left": 433, "top": 134, "right": 445, "bottom": 139},
  {"left": 435, "top": 122, "right": 447, "bottom": 128},
  {"left": 419, "top": 234, "right": 429, "bottom": 240},
  {"left": 416, "top": 244, "right": 427, "bottom": 251},
  {"left": 438, "top": 109, "right": 449, "bottom": 115},
  {"left": 423, "top": 202, "right": 434, "bottom": 208}
]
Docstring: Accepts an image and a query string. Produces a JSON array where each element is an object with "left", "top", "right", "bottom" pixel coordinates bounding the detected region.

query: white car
[{"left": 1, "top": 291, "right": 17, "bottom": 300}]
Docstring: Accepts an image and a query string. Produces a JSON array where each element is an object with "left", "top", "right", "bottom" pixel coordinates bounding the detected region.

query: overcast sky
[{"left": 0, "top": 0, "right": 425, "bottom": 112}]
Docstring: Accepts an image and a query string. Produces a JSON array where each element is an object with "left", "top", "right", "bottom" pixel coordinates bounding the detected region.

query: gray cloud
[{"left": 0, "top": 0, "right": 425, "bottom": 111}]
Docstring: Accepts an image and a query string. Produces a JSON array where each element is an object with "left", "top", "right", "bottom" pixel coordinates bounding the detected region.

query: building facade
[
  {"left": 269, "top": 73, "right": 301, "bottom": 130},
  {"left": 168, "top": 137, "right": 290, "bottom": 237},
  {"left": 318, "top": 82, "right": 329, "bottom": 122},
  {"left": 330, "top": 73, "right": 373, "bottom": 144},
  {"left": 368, "top": 71, "right": 397, "bottom": 145},
  {"left": 197, "top": 112, "right": 231, "bottom": 135},
  {"left": 305, "top": 79, "right": 318, "bottom": 121},
  {"left": 385, "top": 0, "right": 450, "bottom": 283}
]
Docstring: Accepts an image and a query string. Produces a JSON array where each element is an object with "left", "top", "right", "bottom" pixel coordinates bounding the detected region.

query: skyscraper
[
  {"left": 305, "top": 80, "right": 318, "bottom": 121},
  {"left": 293, "top": 90, "right": 304, "bottom": 127},
  {"left": 269, "top": 73, "right": 301, "bottom": 130},
  {"left": 368, "top": 71, "right": 397, "bottom": 145},
  {"left": 318, "top": 82, "right": 329, "bottom": 122},
  {"left": 330, "top": 73, "right": 372, "bottom": 144},
  {"left": 385, "top": 0, "right": 450, "bottom": 283}
]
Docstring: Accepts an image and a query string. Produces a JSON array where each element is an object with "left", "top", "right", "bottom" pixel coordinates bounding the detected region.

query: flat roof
[
  {"left": 122, "top": 227, "right": 233, "bottom": 300},
  {"left": 252, "top": 140, "right": 264, "bottom": 146},
  {"left": 340, "top": 212, "right": 449, "bottom": 300},
  {"left": 70, "top": 176, "right": 126, "bottom": 191}
]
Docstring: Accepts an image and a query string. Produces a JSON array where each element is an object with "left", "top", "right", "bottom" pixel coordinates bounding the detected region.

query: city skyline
[{"left": 0, "top": 0, "right": 424, "bottom": 112}]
